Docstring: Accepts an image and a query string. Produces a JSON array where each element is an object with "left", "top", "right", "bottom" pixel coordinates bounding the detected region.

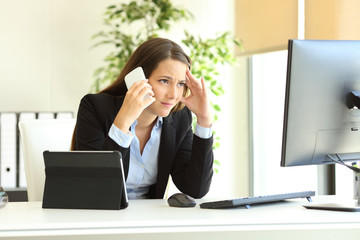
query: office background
[
  {"left": 1, "top": 0, "right": 360, "bottom": 200},
  {"left": 0, "top": 0, "right": 247, "bottom": 199}
]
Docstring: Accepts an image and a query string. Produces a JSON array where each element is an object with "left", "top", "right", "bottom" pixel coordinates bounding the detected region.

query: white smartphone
[
  {"left": 124, "top": 66, "right": 146, "bottom": 89},
  {"left": 124, "top": 66, "right": 152, "bottom": 105}
]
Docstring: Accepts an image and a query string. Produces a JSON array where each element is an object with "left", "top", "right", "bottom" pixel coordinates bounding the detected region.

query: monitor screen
[{"left": 281, "top": 39, "right": 360, "bottom": 167}]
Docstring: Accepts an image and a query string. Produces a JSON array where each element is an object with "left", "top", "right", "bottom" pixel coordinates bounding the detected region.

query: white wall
[
  {"left": 0, "top": 0, "right": 246, "bottom": 198},
  {"left": 0, "top": 0, "right": 114, "bottom": 113}
]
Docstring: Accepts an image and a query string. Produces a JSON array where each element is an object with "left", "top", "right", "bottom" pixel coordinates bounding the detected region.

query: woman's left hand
[{"left": 181, "top": 69, "right": 212, "bottom": 128}]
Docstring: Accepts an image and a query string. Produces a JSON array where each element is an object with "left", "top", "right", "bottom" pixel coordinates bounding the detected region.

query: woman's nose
[{"left": 166, "top": 85, "right": 177, "bottom": 99}]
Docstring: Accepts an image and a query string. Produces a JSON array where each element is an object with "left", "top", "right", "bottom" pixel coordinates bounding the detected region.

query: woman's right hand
[{"left": 113, "top": 80, "right": 155, "bottom": 133}]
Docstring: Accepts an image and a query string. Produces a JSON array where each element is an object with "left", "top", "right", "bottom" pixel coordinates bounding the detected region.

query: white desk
[{"left": 1, "top": 196, "right": 360, "bottom": 240}]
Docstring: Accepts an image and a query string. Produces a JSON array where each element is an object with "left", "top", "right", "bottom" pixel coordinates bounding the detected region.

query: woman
[{"left": 71, "top": 38, "right": 213, "bottom": 199}]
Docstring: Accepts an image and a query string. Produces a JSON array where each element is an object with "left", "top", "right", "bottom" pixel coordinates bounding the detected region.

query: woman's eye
[
  {"left": 178, "top": 82, "right": 186, "bottom": 87},
  {"left": 159, "top": 79, "right": 168, "bottom": 84}
]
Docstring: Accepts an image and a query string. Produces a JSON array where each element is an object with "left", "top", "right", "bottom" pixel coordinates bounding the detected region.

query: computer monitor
[{"left": 281, "top": 39, "right": 360, "bottom": 211}]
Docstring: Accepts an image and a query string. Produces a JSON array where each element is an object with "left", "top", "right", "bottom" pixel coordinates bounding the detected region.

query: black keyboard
[{"left": 200, "top": 191, "right": 315, "bottom": 209}]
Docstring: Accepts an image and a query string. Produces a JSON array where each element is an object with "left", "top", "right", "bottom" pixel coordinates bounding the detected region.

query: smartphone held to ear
[
  {"left": 124, "top": 67, "right": 146, "bottom": 89},
  {"left": 125, "top": 67, "right": 153, "bottom": 106}
]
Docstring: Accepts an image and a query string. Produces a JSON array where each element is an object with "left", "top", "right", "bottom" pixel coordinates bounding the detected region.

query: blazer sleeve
[
  {"left": 170, "top": 109, "right": 214, "bottom": 198},
  {"left": 73, "top": 94, "right": 131, "bottom": 172}
]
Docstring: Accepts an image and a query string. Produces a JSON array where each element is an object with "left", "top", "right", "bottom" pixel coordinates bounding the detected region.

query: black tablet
[{"left": 42, "top": 150, "right": 128, "bottom": 210}]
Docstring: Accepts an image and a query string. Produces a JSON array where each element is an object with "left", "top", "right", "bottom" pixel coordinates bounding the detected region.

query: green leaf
[{"left": 213, "top": 104, "right": 221, "bottom": 112}]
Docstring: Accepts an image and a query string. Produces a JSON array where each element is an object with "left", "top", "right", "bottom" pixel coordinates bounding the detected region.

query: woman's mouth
[{"left": 161, "top": 102, "right": 173, "bottom": 108}]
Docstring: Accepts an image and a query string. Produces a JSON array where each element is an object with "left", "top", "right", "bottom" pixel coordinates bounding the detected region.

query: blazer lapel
[{"left": 154, "top": 115, "right": 177, "bottom": 197}]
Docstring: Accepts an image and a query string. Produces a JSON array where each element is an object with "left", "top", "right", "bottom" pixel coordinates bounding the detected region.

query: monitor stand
[{"left": 303, "top": 154, "right": 360, "bottom": 212}]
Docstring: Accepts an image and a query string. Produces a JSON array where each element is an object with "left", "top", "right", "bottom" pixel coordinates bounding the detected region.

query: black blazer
[{"left": 73, "top": 93, "right": 213, "bottom": 199}]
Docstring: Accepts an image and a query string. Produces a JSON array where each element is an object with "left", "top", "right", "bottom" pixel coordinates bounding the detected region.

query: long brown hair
[{"left": 71, "top": 38, "right": 191, "bottom": 150}]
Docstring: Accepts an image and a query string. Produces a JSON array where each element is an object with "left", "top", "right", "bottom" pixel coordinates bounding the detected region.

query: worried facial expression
[{"left": 146, "top": 59, "right": 188, "bottom": 117}]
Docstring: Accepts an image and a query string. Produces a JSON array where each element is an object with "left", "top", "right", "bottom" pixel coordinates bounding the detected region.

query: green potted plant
[{"left": 91, "top": 0, "right": 242, "bottom": 171}]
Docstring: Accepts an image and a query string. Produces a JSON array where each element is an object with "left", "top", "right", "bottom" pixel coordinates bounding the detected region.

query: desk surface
[{"left": 1, "top": 196, "right": 360, "bottom": 240}]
